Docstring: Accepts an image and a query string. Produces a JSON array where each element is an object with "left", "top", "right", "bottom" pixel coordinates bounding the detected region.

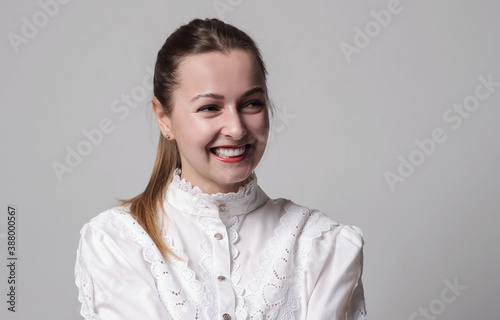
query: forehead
[{"left": 175, "top": 49, "right": 265, "bottom": 100}]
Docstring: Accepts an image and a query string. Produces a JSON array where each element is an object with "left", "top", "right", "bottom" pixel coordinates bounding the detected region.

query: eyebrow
[{"left": 190, "top": 87, "right": 265, "bottom": 102}]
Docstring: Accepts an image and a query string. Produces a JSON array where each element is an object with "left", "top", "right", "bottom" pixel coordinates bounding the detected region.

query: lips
[{"left": 210, "top": 144, "right": 250, "bottom": 162}]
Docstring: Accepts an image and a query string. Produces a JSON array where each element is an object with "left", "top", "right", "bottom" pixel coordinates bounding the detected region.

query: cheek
[
  {"left": 249, "top": 113, "right": 270, "bottom": 144},
  {"left": 175, "top": 117, "right": 219, "bottom": 147}
]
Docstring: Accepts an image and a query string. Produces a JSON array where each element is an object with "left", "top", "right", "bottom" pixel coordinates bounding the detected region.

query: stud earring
[{"left": 165, "top": 133, "right": 170, "bottom": 140}]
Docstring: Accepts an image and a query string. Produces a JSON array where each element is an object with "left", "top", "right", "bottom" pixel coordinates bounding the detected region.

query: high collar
[{"left": 165, "top": 168, "right": 268, "bottom": 218}]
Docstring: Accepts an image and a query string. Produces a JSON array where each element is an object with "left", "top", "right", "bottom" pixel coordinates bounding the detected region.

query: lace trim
[
  {"left": 107, "top": 207, "right": 209, "bottom": 319},
  {"left": 240, "top": 201, "right": 337, "bottom": 319},
  {"left": 75, "top": 229, "right": 102, "bottom": 320},
  {"left": 171, "top": 168, "right": 257, "bottom": 203}
]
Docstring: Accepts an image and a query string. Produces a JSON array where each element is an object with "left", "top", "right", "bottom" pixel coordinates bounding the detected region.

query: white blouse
[{"left": 75, "top": 170, "right": 367, "bottom": 320}]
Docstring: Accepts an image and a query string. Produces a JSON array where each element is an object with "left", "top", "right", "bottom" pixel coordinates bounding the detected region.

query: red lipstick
[{"left": 210, "top": 144, "right": 249, "bottom": 163}]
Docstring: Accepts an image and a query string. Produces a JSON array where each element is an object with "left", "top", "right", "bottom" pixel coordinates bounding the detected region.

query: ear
[{"left": 152, "top": 97, "right": 174, "bottom": 139}]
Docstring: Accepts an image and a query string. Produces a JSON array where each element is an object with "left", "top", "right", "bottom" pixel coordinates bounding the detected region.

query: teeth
[{"left": 213, "top": 146, "right": 246, "bottom": 158}]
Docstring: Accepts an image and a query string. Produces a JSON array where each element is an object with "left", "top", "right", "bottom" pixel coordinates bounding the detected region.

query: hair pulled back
[{"left": 121, "top": 18, "right": 268, "bottom": 259}]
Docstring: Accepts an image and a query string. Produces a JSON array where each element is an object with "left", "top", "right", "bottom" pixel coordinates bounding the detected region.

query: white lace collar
[{"left": 165, "top": 168, "right": 268, "bottom": 217}]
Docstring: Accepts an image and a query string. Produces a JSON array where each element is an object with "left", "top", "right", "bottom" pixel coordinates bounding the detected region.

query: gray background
[{"left": 1, "top": 0, "right": 499, "bottom": 319}]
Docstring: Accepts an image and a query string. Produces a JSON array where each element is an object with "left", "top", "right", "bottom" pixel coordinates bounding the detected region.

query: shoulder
[
  {"left": 80, "top": 205, "right": 136, "bottom": 233},
  {"left": 76, "top": 205, "right": 161, "bottom": 280},
  {"left": 78, "top": 205, "right": 152, "bottom": 253},
  {"left": 273, "top": 198, "right": 364, "bottom": 252},
  {"left": 75, "top": 207, "right": 167, "bottom": 319}
]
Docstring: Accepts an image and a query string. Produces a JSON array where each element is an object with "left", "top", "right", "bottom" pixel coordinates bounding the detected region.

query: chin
[{"left": 216, "top": 169, "right": 253, "bottom": 190}]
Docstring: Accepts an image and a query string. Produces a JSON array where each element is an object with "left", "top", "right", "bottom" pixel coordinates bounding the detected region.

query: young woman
[{"left": 75, "top": 18, "right": 367, "bottom": 320}]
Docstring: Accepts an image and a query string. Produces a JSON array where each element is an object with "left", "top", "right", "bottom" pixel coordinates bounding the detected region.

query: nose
[{"left": 221, "top": 107, "right": 247, "bottom": 140}]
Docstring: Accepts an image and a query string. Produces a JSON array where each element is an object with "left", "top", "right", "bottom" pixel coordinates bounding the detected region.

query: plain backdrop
[{"left": 1, "top": 0, "right": 499, "bottom": 319}]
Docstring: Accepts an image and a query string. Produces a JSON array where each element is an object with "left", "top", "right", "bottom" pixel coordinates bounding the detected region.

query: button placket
[
  {"left": 208, "top": 217, "right": 235, "bottom": 317},
  {"left": 210, "top": 209, "right": 236, "bottom": 318}
]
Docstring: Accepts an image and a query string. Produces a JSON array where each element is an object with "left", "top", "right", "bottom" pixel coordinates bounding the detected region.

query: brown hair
[{"left": 120, "top": 18, "right": 269, "bottom": 259}]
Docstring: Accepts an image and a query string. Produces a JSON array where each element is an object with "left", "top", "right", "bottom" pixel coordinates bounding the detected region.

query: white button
[
  {"left": 214, "top": 233, "right": 223, "bottom": 240},
  {"left": 219, "top": 205, "right": 227, "bottom": 212},
  {"left": 222, "top": 314, "right": 231, "bottom": 320},
  {"left": 217, "top": 275, "right": 226, "bottom": 282}
]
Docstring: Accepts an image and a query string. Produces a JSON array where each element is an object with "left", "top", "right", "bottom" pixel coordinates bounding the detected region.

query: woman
[{"left": 75, "top": 18, "right": 366, "bottom": 320}]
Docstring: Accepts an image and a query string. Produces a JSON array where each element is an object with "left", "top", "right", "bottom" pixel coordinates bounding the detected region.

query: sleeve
[
  {"left": 305, "top": 225, "right": 367, "bottom": 320},
  {"left": 74, "top": 221, "right": 172, "bottom": 320}
]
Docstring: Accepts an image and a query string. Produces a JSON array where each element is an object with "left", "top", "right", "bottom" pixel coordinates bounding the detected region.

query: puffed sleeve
[
  {"left": 74, "top": 217, "right": 172, "bottom": 320},
  {"left": 305, "top": 225, "right": 367, "bottom": 320}
]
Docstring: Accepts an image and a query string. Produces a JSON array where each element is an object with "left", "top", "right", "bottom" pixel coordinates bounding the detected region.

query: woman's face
[{"left": 153, "top": 49, "right": 269, "bottom": 194}]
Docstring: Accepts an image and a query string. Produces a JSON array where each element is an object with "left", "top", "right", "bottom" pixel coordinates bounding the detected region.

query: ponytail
[{"left": 120, "top": 136, "right": 180, "bottom": 259}]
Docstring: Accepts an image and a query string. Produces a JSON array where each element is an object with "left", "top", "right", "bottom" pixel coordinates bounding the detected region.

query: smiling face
[{"left": 153, "top": 49, "right": 269, "bottom": 194}]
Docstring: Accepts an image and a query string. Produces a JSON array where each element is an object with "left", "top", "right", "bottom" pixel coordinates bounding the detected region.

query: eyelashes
[
  {"left": 198, "top": 105, "right": 219, "bottom": 112},
  {"left": 197, "top": 100, "right": 265, "bottom": 113},
  {"left": 245, "top": 100, "right": 265, "bottom": 108}
]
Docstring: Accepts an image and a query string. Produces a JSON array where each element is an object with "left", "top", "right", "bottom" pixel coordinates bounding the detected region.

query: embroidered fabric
[
  {"left": 168, "top": 170, "right": 344, "bottom": 318},
  {"left": 111, "top": 208, "right": 210, "bottom": 319},
  {"left": 75, "top": 225, "right": 101, "bottom": 320},
  {"left": 75, "top": 170, "right": 366, "bottom": 319},
  {"left": 242, "top": 202, "right": 336, "bottom": 319},
  {"left": 196, "top": 214, "right": 224, "bottom": 319},
  {"left": 170, "top": 168, "right": 257, "bottom": 209}
]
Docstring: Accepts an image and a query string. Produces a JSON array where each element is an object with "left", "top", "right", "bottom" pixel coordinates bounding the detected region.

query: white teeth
[{"left": 213, "top": 146, "right": 246, "bottom": 158}]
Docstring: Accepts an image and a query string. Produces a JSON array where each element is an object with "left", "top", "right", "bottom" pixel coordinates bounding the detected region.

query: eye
[
  {"left": 241, "top": 100, "right": 265, "bottom": 113},
  {"left": 198, "top": 105, "right": 220, "bottom": 112}
]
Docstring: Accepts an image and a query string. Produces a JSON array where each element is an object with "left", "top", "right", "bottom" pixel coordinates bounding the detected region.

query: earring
[{"left": 165, "top": 133, "right": 170, "bottom": 140}]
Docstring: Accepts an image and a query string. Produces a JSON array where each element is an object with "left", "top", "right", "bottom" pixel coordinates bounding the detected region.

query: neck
[{"left": 179, "top": 172, "right": 251, "bottom": 195}]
